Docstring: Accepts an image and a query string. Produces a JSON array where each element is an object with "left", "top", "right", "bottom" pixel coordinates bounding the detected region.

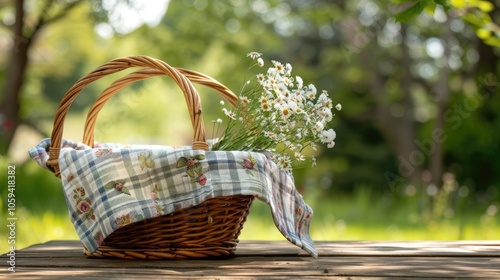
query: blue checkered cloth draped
[{"left": 29, "top": 138, "right": 317, "bottom": 257}]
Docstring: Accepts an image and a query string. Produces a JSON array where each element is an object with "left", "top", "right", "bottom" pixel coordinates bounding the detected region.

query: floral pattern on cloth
[
  {"left": 29, "top": 138, "right": 317, "bottom": 258},
  {"left": 72, "top": 186, "right": 96, "bottom": 221}
]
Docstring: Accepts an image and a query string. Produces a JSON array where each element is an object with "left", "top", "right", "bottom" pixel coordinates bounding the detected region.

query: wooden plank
[
  {"left": 0, "top": 269, "right": 361, "bottom": 280},
  {"left": 12, "top": 240, "right": 500, "bottom": 257},
  {"left": 2, "top": 257, "right": 500, "bottom": 278},
  {"left": 1, "top": 240, "right": 499, "bottom": 279},
  {"left": 313, "top": 240, "right": 500, "bottom": 257}
]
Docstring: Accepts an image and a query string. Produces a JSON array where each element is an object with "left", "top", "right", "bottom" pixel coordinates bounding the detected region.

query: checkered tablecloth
[{"left": 29, "top": 139, "right": 317, "bottom": 257}]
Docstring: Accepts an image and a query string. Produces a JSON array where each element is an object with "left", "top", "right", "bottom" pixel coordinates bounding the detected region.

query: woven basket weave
[{"left": 46, "top": 56, "right": 254, "bottom": 259}]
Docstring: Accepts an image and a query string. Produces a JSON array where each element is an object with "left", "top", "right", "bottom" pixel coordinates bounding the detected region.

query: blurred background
[{"left": 1, "top": 0, "right": 499, "bottom": 253}]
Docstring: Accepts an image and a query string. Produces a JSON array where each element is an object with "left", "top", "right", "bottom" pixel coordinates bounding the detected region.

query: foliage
[{"left": 395, "top": 0, "right": 500, "bottom": 47}]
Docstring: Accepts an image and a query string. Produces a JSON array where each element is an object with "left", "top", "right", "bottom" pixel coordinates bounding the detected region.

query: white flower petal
[{"left": 257, "top": 58, "right": 264, "bottom": 67}]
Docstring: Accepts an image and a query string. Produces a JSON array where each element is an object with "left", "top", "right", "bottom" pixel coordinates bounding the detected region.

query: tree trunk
[
  {"left": 368, "top": 25, "right": 420, "bottom": 188},
  {"left": 397, "top": 24, "right": 420, "bottom": 185},
  {"left": 429, "top": 18, "right": 452, "bottom": 188},
  {"left": 0, "top": 0, "right": 28, "bottom": 155}
]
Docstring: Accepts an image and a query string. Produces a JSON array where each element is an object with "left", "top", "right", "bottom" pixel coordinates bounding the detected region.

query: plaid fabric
[{"left": 29, "top": 138, "right": 317, "bottom": 257}]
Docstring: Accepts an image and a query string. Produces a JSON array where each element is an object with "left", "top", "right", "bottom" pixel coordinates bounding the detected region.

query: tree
[
  {"left": 0, "top": 0, "right": 81, "bottom": 154},
  {"left": 396, "top": 0, "right": 500, "bottom": 47},
  {"left": 0, "top": 0, "right": 170, "bottom": 155},
  {"left": 394, "top": 0, "right": 500, "bottom": 189}
]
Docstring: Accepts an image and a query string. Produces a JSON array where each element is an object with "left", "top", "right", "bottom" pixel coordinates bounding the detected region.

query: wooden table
[{"left": 1, "top": 240, "right": 499, "bottom": 279}]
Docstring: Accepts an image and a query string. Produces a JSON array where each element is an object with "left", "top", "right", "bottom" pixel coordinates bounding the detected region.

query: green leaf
[
  {"left": 476, "top": 1, "right": 494, "bottom": 12},
  {"left": 176, "top": 157, "right": 187, "bottom": 168},
  {"left": 450, "top": 0, "right": 466, "bottom": 8},
  {"left": 193, "top": 163, "right": 202, "bottom": 176},
  {"left": 138, "top": 152, "right": 155, "bottom": 170},
  {"left": 484, "top": 37, "right": 500, "bottom": 48},
  {"left": 425, "top": 2, "right": 437, "bottom": 14},
  {"left": 463, "top": 13, "right": 485, "bottom": 27},
  {"left": 104, "top": 181, "right": 116, "bottom": 189},
  {"left": 186, "top": 168, "right": 196, "bottom": 178},
  {"left": 121, "top": 187, "right": 131, "bottom": 195},
  {"left": 194, "top": 154, "right": 206, "bottom": 160},
  {"left": 434, "top": 0, "right": 451, "bottom": 11},
  {"left": 477, "top": 28, "right": 492, "bottom": 39},
  {"left": 395, "top": 1, "right": 427, "bottom": 22}
]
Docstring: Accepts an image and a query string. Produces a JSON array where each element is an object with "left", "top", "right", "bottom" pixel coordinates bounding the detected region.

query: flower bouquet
[{"left": 213, "top": 52, "right": 340, "bottom": 172}]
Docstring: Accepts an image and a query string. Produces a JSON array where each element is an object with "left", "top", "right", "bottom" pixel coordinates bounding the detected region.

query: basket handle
[
  {"left": 82, "top": 68, "right": 238, "bottom": 146},
  {"left": 47, "top": 56, "right": 216, "bottom": 176}
]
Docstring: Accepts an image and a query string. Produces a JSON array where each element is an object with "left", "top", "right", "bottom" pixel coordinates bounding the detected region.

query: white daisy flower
[
  {"left": 239, "top": 96, "right": 250, "bottom": 104},
  {"left": 294, "top": 152, "right": 306, "bottom": 161},
  {"left": 257, "top": 73, "right": 265, "bottom": 84},
  {"left": 281, "top": 105, "right": 291, "bottom": 119},
  {"left": 296, "top": 76, "right": 303, "bottom": 89},
  {"left": 257, "top": 58, "right": 264, "bottom": 67},
  {"left": 320, "top": 129, "right": 336, "bottom": 143},
  {"left": 246, "top": 52, "right": 262, "bottom": 59}
]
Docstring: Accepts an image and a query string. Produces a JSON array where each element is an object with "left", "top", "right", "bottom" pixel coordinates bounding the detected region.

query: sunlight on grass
[
  {"left": 17, "top": 208, "right": 78, "bottom": 246},
  {"left": 1, "top": 196, "right": 498, "bottom": 254},
  {"left": 240, "top": 199, "right": 499, "bottom": 241},
  {"left": 0, "top": 207, "right": 77, "bottom": 253}
]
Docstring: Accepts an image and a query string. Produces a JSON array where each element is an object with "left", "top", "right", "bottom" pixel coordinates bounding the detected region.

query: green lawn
[
  {"left": 241, "top": 186, "right": 499, "bottom": 241},
  {"left": 1, "top": 160, "right": 498, "bottom": 254}
]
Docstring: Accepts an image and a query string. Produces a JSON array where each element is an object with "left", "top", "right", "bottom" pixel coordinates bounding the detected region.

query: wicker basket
[{"left": 46, "top": 56, "right": 254, "bottom": 259}]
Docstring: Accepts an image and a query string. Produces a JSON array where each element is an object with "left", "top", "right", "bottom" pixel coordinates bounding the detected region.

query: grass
[
  {"left": 1, "top": 160, "right": 499, "bottom": 254},
  {"left": 241, "top": 186, "right": 499, "bottom": 241}
]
